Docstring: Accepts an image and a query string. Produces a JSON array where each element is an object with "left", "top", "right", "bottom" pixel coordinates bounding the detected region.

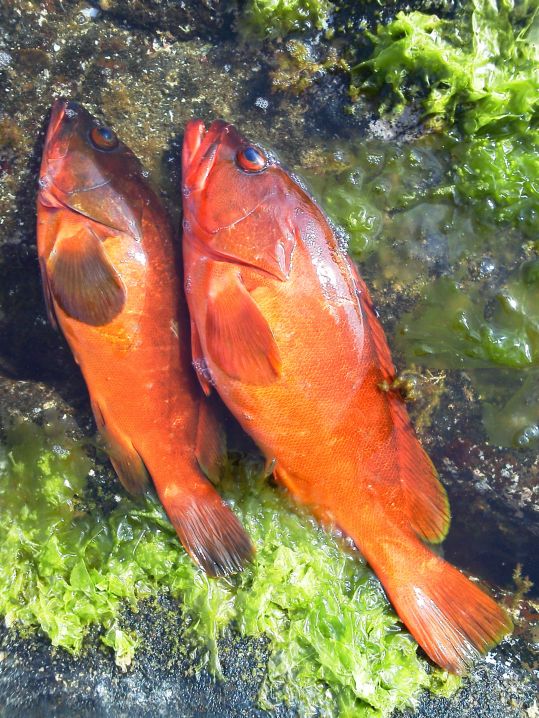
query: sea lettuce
[
  {"left": 398, "top": 258, "right": 539, "bottom": 370},
  {"left": 0, "top": 417, "right": 459, "bottom": 715},
  {"left": 353, "top": 0, "right": 539, "bottom": 133},
  {"left": 351, "top": 0, "right": 539, "bottom": 234},
  {"left": 243, "top": 0, "right": 333, "bottom": 38}
]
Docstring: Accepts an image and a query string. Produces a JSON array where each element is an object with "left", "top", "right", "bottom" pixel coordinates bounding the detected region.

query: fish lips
[
  {"left": 183, "top": 119, "right": 248, "bottom": 194},
  {"left": 42, "top": 98, "right": 78, "bottom": 163},
  {"left": 183, "top": 119, "right": 227, "bottom": 193}
]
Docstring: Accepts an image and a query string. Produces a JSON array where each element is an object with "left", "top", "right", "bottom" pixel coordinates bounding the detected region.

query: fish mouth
[
  {"left": 182, "top": 119, "right": 232, "bottom": 193},
  {"left": 42, "top": 98, "right": 83, "bottom": 165}
]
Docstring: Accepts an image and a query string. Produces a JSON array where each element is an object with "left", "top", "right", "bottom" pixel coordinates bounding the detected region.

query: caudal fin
[
  {"left": 339, "top": 510, "right": 512, "bottom": 673},
  {"left": 158, "top": 478, "right": 254, "bottom": 577},
  {"left": 390, "top": 549, "right": 512, "bottom": 672}
]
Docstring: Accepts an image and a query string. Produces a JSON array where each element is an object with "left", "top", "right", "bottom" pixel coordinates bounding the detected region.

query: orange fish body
[
  {"left": 181, "top": 119, "right": 512, "bottom": 671},
  {"left": 37, "top": 101, "right": 252, "bottom": 576}
]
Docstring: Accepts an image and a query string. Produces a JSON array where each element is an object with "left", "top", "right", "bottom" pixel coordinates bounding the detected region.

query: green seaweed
[
  {"left": 482, "top": 372, "right": 539, "bottom": 448},
  {"left": 304, "top": 135, "right": 449, "bottom": 260},
  {"left": 397, "top": 260, "right": 539, "bottom": 370},
  {"left": 0, "top": 417, "right": 459, "bottom": 716},
  {"left": 242, "top": 0, "right": 333, "bottom": 38},
  {"left": 351, "top": 0, "right": 539, "bottom": 234}
]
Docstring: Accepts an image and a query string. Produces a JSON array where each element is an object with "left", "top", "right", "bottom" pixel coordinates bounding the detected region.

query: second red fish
[{"left": 181, "top": 119, "right": 512, "bottom": 673}]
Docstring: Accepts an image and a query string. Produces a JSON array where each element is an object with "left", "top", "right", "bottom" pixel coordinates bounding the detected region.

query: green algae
[
  {"left": 242, "top": 0, "right": 333, "bottom": 38},
  {"left": 271, "top": 40, "right": 348, "bottom": 94},
  {"left": 303, "top": 135, "right": 448, "bottom": 260},
  {"left": 0, "top": 417, "right": 459, "bottom": 716},
  {"left": 351, "top": 0, "right": 539, "bottom": 235},
  {"left": 482, "top": 372, "right": 539, "bottom": 448},
  {"left": 398, "top": 261, "right": 539, "bottom": 371},
  {"left": 309, "top": 125, "right": 539, "bottom": 448},
  {"left": 297, "top": 0, "right": 539, "bottom": 449}
]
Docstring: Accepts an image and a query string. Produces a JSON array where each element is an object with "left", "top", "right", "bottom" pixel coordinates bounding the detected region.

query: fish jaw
[
  {"left": 38, "top": 98, "right": 80, "bottom": 207},
  {"left": 181, "top": 119, "right": 205, "bottom": 181},
  {"left": 41, "top": 98, "right": 68, "bottom": 165},
  {"left": 182, "top": 119, "right": 232, "bottom": 194}
]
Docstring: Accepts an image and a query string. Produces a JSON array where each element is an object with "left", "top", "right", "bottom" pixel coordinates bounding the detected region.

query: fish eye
[
  {"left": 90, "top": 125, "right": 119, "bottom": 151},
  {"left": 236, "top": 145, "right": 267, "bottom": 173}
]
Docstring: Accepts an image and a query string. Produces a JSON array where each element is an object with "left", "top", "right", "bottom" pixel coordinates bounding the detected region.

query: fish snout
[{"left": 182, "top": 119, "right": 230, "bottom": 194}]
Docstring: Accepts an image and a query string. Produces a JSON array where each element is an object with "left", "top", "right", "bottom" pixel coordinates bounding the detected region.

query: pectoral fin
[
  {"left": 47, "top": 225, "right": 125, "bottom": 326},
  {"left": 205, "top": 271, "right": 281, "bottom": 385}
]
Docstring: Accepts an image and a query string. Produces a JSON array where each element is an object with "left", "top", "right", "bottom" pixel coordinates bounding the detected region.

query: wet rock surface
[
  {"left": 0, "top": 0, "right": 537, "bottom": 716},
  {"left": 0, "top": 611, "right": 537, "bottom": 718}
]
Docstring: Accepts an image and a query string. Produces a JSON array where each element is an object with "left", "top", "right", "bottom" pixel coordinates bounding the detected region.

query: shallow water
[{"left": 0, "top": 1, "right": 538, "bottom": 717}]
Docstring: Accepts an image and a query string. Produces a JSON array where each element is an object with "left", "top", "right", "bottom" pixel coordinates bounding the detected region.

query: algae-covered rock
[
  {"left": 0, "top": 0, "right": 538, "bottom": 715},
  {"left": 97, "top": 0, "right": 234, "bottom": 39},
  {"left": 242, "top": 0, "right": 333, "bottom": 38}
]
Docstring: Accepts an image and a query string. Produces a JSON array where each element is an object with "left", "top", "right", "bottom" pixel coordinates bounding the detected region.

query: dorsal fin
[{"left": 346, "top": 256, "right": 450, "bottom": 543}]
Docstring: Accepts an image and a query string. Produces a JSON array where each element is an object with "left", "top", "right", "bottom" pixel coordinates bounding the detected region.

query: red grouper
[
  {"left": 37, "top": 100, "right": 253, "bottom": 576},
  {"left": 181, "top": 119, "right": 512, "bottom": 672}
]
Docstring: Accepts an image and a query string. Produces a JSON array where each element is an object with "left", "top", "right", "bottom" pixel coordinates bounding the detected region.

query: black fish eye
[
  {"left": 90, "top": 125, "right": 119, "bottom": 150},
  {"left": 236, "top": 145, "right": 267, "bottom": 173}
]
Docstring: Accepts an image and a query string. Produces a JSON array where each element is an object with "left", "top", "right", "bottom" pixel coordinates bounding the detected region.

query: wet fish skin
[
  {"left": 37, "top": 100, "right": 253, "bottom": 577},
  {"left": 181, "top": 118, "right": 512, "bottom": 672}
]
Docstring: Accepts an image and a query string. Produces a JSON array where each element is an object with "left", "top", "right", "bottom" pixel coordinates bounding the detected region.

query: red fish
[
  {"left": 181, "top": 119, "right": 512, "bottom": 672},
  {"left": 37, "top": 101, "right": 253, "bottom": 576}
]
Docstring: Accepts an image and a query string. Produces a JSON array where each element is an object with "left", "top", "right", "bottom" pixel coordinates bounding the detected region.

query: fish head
[
  {"left": 182, "top": 120, "right": 303, "bottom": 280},
  {"left": 38, "top": 99, "right": 147, "bottom": 240}
]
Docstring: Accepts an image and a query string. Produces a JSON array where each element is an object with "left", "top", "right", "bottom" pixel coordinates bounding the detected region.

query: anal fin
[
  {"left": 195, "top": 395, "right": 227, "bottom": 484},
  {"left": 92, "top": 399, "right": 150, "bottom": 495}
]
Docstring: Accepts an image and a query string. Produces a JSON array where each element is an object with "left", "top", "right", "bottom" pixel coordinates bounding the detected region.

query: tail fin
[
  {"left": 158, "top": 477, "right": 254, "bottom": 577},
  {"left": 389, "top": 554, "right": 513, "bottom": 672},
  {"left": 338, "top": 508, "right": 512, "bottom": 673}
]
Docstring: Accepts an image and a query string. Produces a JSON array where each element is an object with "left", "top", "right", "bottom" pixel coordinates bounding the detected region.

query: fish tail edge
[
  {"left": 158, "top": 478, "right": 254, "bottom": 577},
  {"left": 364, "top": 531, "right": 513, "bottom": 674}
]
